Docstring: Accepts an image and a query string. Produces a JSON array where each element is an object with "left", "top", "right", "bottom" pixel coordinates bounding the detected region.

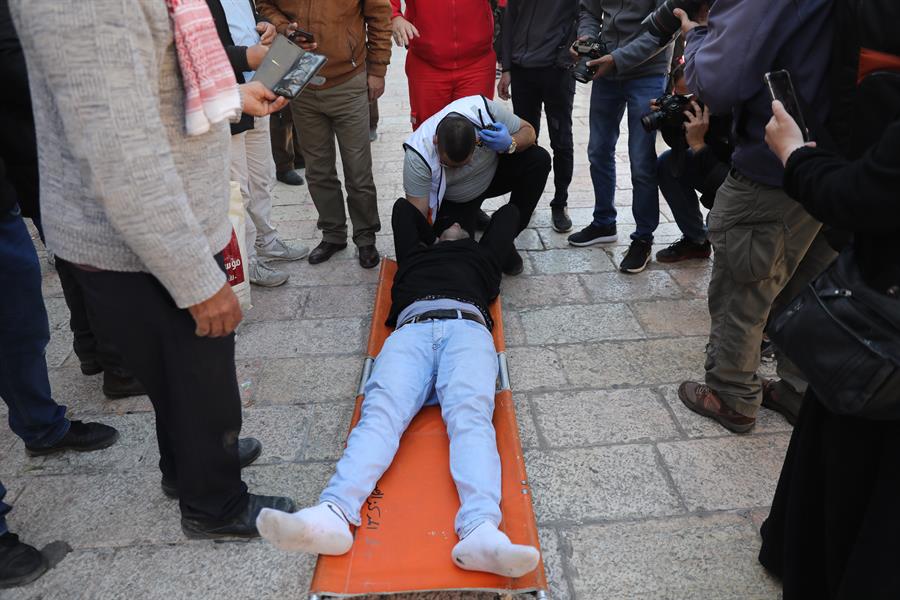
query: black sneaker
[
  {"left": 161, "top": 438, "right": 263, "bottom": 499},
  {"left": 551, "top": 206, "right": 572, "bottom": 233},
  {"left": 78, "top": 356, "right": 103, "bottom": 376},
  {"left": 102, "top": 371, "right": 146, "bottom": 400},
  {"left": 25, "top": 420, "right": 119, "bottom": 457},
  {"left": 181, "top": 494, "right": 296, "bottom": 540},
  {"left": 502, "top": 249, "right": 524, "bottom": 276},
  {"left": 0, "top": 533, "right": 48, "bottom": 589},
  {"left": 276, "top": 169, "right": 305, "bottom": 186},
  {"left": 567, "top": 223, "right": 617, "bottom": 247},
  {"left": 475, "top": 209, "right": 491, "bottom": 231},
  {"left": 655, "top": 237, "right": 712, "bottom": 263},
  {"left": 620, "top": 239, "right": 653, "bottom": 274}
]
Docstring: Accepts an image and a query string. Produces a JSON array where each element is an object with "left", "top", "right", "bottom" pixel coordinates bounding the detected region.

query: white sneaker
[
  {"left": 257, "top": 238, "right": 310, "bottom": 262},
  {"left": 248, "top": 259, "right": 289, "bottom": 287}
]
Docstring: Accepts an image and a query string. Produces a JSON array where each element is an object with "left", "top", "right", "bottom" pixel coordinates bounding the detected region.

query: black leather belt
[{"left": 398, "top": 309, "right": 486, "bottom": 329}]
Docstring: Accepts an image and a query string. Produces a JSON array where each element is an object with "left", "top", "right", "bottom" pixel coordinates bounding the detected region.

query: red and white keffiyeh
[{"left": 166, "top": 0, "right": 242, "bottom": 136}]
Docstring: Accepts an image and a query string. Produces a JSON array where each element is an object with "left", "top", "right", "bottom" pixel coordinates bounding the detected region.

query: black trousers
[
  {"left": 54, "top": 259, "right": 130, "bottom": 376},
  {"left": 67, "top": 258, "right": 248, "bottom": 521},
  {"left": 434, "top": 144, "right": 551, "bottom": 238},
  {"left": 269, "top": 105, "right": 304, "bottom": 174},
  {"left": 510, "top": 65, "right": 575, "bottom": 206}
]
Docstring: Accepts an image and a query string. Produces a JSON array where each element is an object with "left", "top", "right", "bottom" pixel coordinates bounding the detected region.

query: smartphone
[
  {"left": 764, "top": 70, "right": 810, "bottom": 142},
  {"left": 289, "top": 27, "right": 315, "bottom": 44}
]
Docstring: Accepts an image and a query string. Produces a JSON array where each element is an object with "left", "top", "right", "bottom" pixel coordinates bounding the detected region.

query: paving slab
[
  {"left": 632, "top": 298, "right": 711, "bottom": 336},
  {"left": 506, "top": 346, "right": 570, "bottom": 392},
  {"left": 580, "top": 270, "right": 685, "bottom": 302},
  {"left": 531, "top": 388, "right": 680, "bottom": 447},
  {"left": 519, "top": 304, "right": 644, "bottom": 345},
  {"left": 501, "top": 274, "right": 589, "bottom": 309},
  {"left": 236, "top": 318, "right": 367, "bottom": 358},
  {"left": 562, "top": 514, "right": 781, "bottom": 599},
  {"left": 525, "top": 446, "right": 684, "bottom": 524},
  {"left": 253, "top": 355, "right": 363, "bottom": 406},
  {"left": 658, "top": 435, "right": 791, "bottom": 512}
]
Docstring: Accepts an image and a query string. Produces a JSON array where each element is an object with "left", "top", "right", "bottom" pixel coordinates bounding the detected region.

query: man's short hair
[{"left": 436, "top": 114, "right": 476, "bottom": 163}]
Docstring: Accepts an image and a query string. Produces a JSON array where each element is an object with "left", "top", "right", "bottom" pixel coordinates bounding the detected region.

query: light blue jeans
[{"left": 320, "top": 318, "right": 501, "bottom": 538}]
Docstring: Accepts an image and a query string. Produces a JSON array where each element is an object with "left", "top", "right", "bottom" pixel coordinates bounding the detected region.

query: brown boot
[
  {"left": 761, "top": 379, "right": 802, "bottom": 426},
  {"left": 677, "top": 381, "right": 756, "bottom": 434}
]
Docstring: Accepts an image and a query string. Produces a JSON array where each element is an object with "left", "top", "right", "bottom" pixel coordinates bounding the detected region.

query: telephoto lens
[{"left": 643, "top": 0, "right": 705, "bottom": 44}]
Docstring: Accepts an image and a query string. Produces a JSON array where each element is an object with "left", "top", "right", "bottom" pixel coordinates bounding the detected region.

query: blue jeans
[
  {"left": 656, "top": 149, "right": 708, "bottom": 244},
  {"left": 588, "top": 75, "right": 666, "bottom": 241},
  {"left": 0, "top": 209, "right": 69, "bottom": 447},
  {"left": 0, "top": 481, "right": 9, "bottom": 535},
  {"left": 320, "top": 318, "right": 501, "bottom": 538}
]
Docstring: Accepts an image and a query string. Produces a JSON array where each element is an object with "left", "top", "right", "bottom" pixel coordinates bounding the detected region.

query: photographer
[
  {"left": 652, "top": 70, "right": 732, "bottom": 263},
  {"left": 566, "top": 0, "right": 675, "bottom": 275},
  {"left": 676, "top": 0, "right": 838, "bottom": 433}
]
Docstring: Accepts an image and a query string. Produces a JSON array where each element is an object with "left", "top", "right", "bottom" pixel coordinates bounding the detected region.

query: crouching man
[
  {"left": 403, "top": 95, "right": 550, "bottom": 276},
  {"left": 256, "top": 197, "right": 541, "bottom": 578}
]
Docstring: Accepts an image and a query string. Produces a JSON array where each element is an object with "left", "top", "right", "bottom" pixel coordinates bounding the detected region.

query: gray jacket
[
  {"left": 501, "top": 0, "right": 580, "bottom": 71},
  {"left": 10, "top": 0, "right": 232, "bottom": 308},
  {"left": 578, "top": 0, "right": 674, "bottom": 80}
]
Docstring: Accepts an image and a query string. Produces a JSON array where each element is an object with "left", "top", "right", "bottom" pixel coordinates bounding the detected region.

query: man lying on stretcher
[{"left": 256, "top": 197, "right": 541, "bottom": 578}]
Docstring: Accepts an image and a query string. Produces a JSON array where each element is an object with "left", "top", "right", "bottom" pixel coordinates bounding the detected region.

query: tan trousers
[
  {"left": 229, "top": 115, "right": 279, "bottom": 262},
  {"left": 290, "top": 71, "right": 380, "bottom": 247},
  {"left": 704, "top": 171, "right": 824, "bottom": 418}
]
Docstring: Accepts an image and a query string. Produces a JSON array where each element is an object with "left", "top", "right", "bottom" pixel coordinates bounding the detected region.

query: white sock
[
  {"left": 256, "top": 502, "right": 353, "bottom": 556},
  {"left": 451, "top": 522, "right": 540, "bottom": 578}
]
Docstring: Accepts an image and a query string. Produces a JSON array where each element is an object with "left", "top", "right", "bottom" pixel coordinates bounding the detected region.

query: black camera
[
  {"left": 643, "top": 0, "right": 706, "bottom": 44},
  {"left": 641, "top": 93, "right": 700, "bottom": 133},
  {"left": 570, "top": 37, "right": 610, "bottom": 84}
]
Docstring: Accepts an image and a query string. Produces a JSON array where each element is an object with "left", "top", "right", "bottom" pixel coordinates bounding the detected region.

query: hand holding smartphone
[{"left": 764, "top": 70, "right": 810, "bottom": 142}]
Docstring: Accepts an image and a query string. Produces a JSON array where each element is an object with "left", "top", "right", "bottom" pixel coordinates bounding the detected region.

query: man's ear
[{"left": 432, "top": 134, "right": 438, "bottom": 146}]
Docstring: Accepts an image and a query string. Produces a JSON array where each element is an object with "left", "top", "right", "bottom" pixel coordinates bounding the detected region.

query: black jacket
[
  {"left": 0, "top": 0, "right": 37, "bottom": 217},
  {"left": 500, "top": 0, "right": 579, "bottom": 71},
  {"left": 388, "top": 199, "right": 519, "bottom": 330},
  {"left": 205, "top": 0, "right": 264, "bottom": 135},
  {"left": 784, "top": 119, "right": 900, "bottom": 295}
]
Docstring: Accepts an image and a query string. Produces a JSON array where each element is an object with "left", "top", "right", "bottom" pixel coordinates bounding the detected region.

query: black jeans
[
  {"left": 54, "top": 259, "right": 131, "bottom": 376},
  {"left": 67, "top": 257, "right": 248, "bottom": 521},
  {"left": 434, "top": 145, "right": 551, "bottom": 238},
  {"left": 510, "top": 65, "right": 575, "bottom": 206}
]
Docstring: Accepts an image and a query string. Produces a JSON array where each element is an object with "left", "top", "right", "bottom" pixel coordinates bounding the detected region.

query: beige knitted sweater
[{"left": 11, "top": 0, "right": 233, "bottom": 308}]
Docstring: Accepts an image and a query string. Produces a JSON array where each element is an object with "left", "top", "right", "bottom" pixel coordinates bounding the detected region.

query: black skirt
[{"left": 758, "top": 392, "right": 900, "bottom": 599}]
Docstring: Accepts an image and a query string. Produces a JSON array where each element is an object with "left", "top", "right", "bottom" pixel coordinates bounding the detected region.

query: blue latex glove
[{"left": 479, "top": 122, "right": 514, "bottom": 153}]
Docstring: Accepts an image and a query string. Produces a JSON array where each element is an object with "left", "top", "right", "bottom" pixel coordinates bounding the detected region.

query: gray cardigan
[{"left": 10, "top": 0, "right": 233, "bottom": 308}]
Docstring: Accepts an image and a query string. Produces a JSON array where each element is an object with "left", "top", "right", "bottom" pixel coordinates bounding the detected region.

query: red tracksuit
[{"left": 391, "top": 0, "right": 496, "bottom": 129}]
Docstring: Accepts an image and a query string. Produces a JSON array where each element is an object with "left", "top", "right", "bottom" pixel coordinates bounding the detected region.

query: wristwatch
[{"left": 506, "top": 139, "right": 517, "bottom": 154}]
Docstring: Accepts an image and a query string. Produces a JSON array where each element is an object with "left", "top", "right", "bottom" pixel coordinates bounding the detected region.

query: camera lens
[
  {"left": 645, "top": 0, "right": 701, "bottom": 42},
  {"left": 641, "top": 111, "right": 665, "bottom": 133}
]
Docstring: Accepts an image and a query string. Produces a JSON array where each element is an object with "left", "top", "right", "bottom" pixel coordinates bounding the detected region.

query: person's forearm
[
  {"left": 577, "top": 0, "right": 602, "bottom": 38},
  {"left": 512, "top": 123, "right": 536, "bottom": 151},
  {"left": 364, "top": 0, "right": 392, "bottom": 77},
  {"left": 500, "top": 0, "right": 515, "bottom": 72},
  {"left": 390, "top": 0, "right": 403, "bottom": 19}
]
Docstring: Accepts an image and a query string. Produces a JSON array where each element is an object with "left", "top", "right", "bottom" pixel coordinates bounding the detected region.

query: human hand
[
  {"left": 479, "top": 122, "right": 514, "bottom": 153},
  {"left": 673, "top": 8, "right": 701, "bottom": 35},
  {"left": 588, "top": 54, "right": 616, "bottom": 80},
  {"left": 570, "top": 35, "right": 589, "bottom": 61},
  {"left": 392, "top": 16, "right": 420, "bottom": 47},
  {"left": 246, "top": 44, "right": 269, "bottom": 70},
  {"left": 240, "top": 81, "right": 289, "bottom": 116},
  {"left": 498, "top": 71, "right": 511, "bottom": 101},
  {"left": 368, "top": 74, "right": 385, "bottom": 102},
  {"left": 765, "top": 100, "right": 815, "bottom": 165},
  {"left": 684, "top": 101, "right": 710, "bottom": 152},
  {"left": 256, "top": 22, "right": 276, "bottom": 45},
  {"left": 187, "top": 284, "right": 243, "bottom": 337},
  {"left": 285, "top": 22, "right": 317, "bottom": 51}
]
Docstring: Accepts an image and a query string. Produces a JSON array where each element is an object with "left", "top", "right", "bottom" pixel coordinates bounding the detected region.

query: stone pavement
[{"left": 2, "top": 48, "right": 786, "bottom": 599}]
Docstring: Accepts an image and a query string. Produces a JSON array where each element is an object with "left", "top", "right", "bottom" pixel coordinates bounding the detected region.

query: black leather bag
[{"left": 769, "top": 249, "right": 900, "bottom": 419}]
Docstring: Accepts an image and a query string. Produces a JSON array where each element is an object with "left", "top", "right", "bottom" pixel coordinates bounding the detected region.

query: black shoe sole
[
  {"left": 359, "top": 256, "right": 380, "bottom": 269},
  {"left": 25, "top": 430, "right": 120, "bottom": 457},
  {"left": 677, "top": 386, "right": 755, "bottom": 434},
  {"left": 103, "top": 388, "right": 145, "bottom": 400},
  {"left": 180, "top": 521, "right": 260, "bottom": 540},
  {"left": 568, "top": 234, "right": 618, "bottom": 247},
  {"left": 0, "top": 555, "right": 48, "bottom": 589},
  {"left": 620, "top": 256, "right": 651, "bottom": 274},
  {"left": 552, "top": 222, "right": 573, "bottom": 233},
  {"left": 761, "top": 397, "right": 799, "bottom": 426}
]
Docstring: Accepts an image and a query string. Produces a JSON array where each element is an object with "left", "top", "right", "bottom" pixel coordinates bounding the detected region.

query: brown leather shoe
[
  {"left": 761, "top": 379, "right": 801, "bottom": 426},
  {"left": 308, "top": 241, "right": 347, "bottom": 265},
  {"left": 358, "top": 244, "right": 380, "bottom": 269},
  {"left": 678, "top": 381, "right": 756, "bottom": 434}
]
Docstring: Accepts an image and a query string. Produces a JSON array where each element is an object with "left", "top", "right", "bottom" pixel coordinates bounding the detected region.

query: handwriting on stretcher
[{"left": 365, "top": 487, "right": 384, "bottom": 530}]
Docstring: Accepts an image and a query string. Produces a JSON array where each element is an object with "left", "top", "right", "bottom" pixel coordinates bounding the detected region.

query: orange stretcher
[{"left": 309, "top": 259, "right": 548, "bottom": 599}]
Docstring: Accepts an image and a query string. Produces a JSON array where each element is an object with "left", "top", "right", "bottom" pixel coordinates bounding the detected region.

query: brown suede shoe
[
  {"left": 678, "top": 381, "right": 756, "bottom": 434},
  {"left": 761, "top": 379, "right": 801, "bottom": 426}
]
